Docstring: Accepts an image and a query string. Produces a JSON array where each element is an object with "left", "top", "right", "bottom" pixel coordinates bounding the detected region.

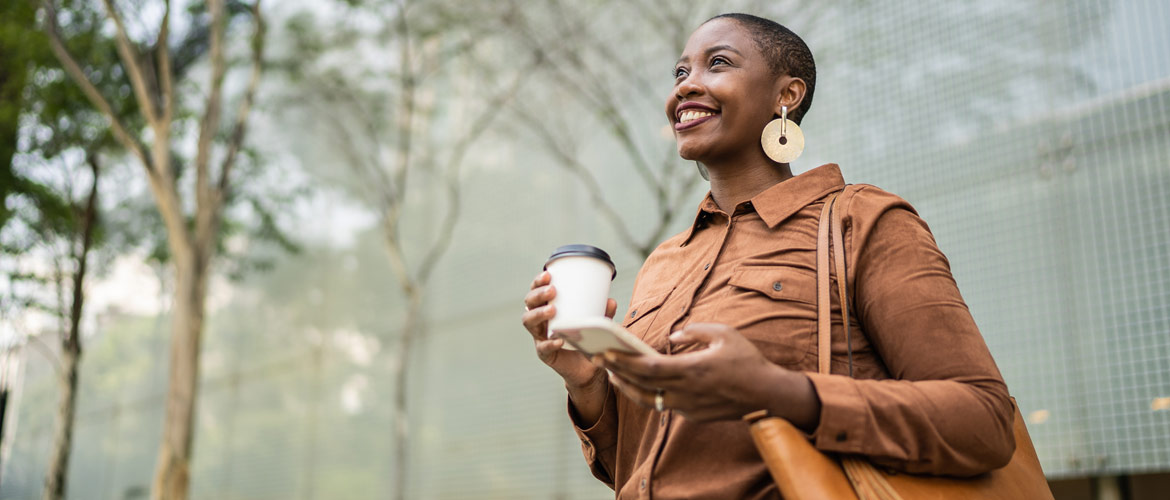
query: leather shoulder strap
[
  {"left": 816, "top": 190, "right": 851, "bottom": 376},
  {"left": 816, "top": 193, "right": 838, "bottom": 375},
  {"left": 832, "top": 190, "right": 853, "bottom": 377}
]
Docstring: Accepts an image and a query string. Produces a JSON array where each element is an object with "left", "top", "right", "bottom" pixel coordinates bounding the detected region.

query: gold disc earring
[{"left": 760, "top": 105, "right": 804, "bottom": 163}]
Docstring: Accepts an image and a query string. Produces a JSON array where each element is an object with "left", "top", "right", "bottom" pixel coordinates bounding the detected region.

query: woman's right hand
[{"left": 521, "top": 271, "right": 617, "bottom": 391}]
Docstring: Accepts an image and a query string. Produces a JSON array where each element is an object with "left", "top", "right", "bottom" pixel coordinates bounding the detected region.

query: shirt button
[
  {"left": 772, "top": 281, "right": 783, "bottom": 292},
  {"left": 836, "top": 431, "right": 848, "bottom": 442},
  {"left": 660, "top": 414, "right": 668, "bottom": 426},
  {"left": 640, "top": 478, "right": 648, "bottom": 490},
  {"left": 703, "top": 263, "right": 710, "bottom": 270},
  {"left": 630, "top": 310, "right": 637, "bottom": 318}
]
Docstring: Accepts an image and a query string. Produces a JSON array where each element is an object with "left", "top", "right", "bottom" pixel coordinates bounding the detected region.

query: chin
[{"left": 676, "top": 141, "right": 707, "bottom": 161}]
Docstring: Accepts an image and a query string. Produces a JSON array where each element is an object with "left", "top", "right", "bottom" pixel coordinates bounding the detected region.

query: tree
[
  {"left": 278, "top": 1, "right": 531, "bottom": 497},
  {"left": 7, "top": 156, "right": 101, "bottom": 500},
  {"left": 37, "top": 1, "right": 268, "bottom": 498},
  {"left": 0, "top": 2, "right": 135, "bottom": 497}
]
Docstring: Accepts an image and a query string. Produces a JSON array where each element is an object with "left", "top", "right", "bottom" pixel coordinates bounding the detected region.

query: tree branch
[
  {"left": 212, "top": 0, "right": 265, "bottom": 216},
  {"left": 39, "top": 0, "right": 152, "bottom": 171},
  {"left": 66, "top": 152, "right": 100, "bottom": 357},
  {"left": 390, "top": 0, "right": 415, "bottom": 208},
  {"left": 510, "top": 13, "right": 663, "bottom": 202},
  {"left": 25, "top": 333, "right": 63, "bottom": 376},
  {"left": 379, "top": 217, "right": 416, "bottom": 296},
  {"left": 194, "top": 0, "right": 227, "bottom": 251},
  {"left": 100, "top": 0, "right": 159, "bottom": 126},
  {"left": 313, "top": 96, "right": 396, "bottom": 214},
  {"left": 157, "top": 0, "right": 173, "bottom": 127},
  {"left": 415, "top": 68, "right": 527, "bottom": 285},
  {"left": 511, "top": 105, "right": 645, "bottom": 255}
]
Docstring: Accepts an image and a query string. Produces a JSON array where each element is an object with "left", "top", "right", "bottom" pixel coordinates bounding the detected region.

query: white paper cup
[{"left": 544, "top": 245, "right": 616, "bottom": 339}]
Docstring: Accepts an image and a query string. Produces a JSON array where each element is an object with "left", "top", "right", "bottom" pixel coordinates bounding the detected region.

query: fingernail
[
  {"left": 604, "top": 351, "right": 617, "bottom": 362},
  {"left": 669, "top": 331, "right": 682, "bottom": 340}
]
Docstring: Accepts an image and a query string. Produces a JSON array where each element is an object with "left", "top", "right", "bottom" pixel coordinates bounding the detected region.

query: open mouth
[{"left": 675, "top": 109, "right": 719, "bottom": 131}]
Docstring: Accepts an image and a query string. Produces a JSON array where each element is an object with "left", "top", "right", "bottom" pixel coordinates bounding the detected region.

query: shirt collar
[{"left": 679, "top": 163, "right": 845, "bottom": 246}]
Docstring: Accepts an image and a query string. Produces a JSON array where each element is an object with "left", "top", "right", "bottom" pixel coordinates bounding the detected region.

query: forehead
[{"left": 679, "top": 18, "right": 758, "bottom": 61}]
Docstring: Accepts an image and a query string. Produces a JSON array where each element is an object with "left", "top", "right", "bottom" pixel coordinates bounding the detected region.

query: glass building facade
[{"left": 2, "top": 0, "right": 1168, "bottom": 498}]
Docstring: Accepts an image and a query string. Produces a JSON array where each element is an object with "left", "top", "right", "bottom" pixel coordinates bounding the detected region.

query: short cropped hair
[{"left": 707, "top": 13, "right": 816, "bottom": 125}]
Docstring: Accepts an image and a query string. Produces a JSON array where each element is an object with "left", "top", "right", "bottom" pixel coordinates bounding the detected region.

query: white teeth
[{"left": 679, "top": 110, "right": 714, "bottom": 124}]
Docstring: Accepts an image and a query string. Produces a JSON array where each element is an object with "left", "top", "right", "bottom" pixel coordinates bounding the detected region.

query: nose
[{"left": 675, "top": 76, "right": 702, "bottom": 100}]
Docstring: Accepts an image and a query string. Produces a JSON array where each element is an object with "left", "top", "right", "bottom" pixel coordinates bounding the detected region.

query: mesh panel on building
[{"left": 3, "top": 0, "right": 1168, "bottom": 498}]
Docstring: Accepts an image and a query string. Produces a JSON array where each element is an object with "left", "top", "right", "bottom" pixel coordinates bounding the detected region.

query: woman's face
[{"left": 666, "top": 19, "right": 780, "bottom": 163}]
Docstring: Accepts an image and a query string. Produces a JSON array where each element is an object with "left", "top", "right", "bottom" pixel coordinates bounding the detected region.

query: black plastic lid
[{"left": 544, "top": 244, "right": 616, "bottom": 279}]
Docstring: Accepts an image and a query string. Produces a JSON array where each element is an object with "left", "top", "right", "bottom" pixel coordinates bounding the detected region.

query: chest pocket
[
  {"left": 622, "top": 291, "right": 671, "bottom": 347},
  {"left": 725, "top": 265, "right": 819, "bottom": 367}
]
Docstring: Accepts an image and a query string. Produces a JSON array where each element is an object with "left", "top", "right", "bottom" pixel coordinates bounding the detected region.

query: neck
[{"left": 703, "top": 155, "right": 794, "bottom": 212}]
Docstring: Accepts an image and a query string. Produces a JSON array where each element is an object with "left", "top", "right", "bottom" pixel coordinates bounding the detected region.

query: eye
[
  {"left": 710, "top": 55, "right": 730, "bottom": 67},
  {"left": 673, "top": 66, "right": 689, "bottom": 79}
]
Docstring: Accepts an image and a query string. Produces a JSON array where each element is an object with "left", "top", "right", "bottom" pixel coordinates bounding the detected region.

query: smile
[
  {"left": 675, "top": 111, "right": 717, "bottom": 131},
  {"left": 679, "top": 110, "right": 715, "bottom": 123}
]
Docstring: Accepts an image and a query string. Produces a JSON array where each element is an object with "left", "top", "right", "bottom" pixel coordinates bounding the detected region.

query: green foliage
[
  {"left": 1, "top": 1, "right": 57, "bottom": 230},
  {"left": 0, "top": 0, "right": 130, "bottom": 340}
]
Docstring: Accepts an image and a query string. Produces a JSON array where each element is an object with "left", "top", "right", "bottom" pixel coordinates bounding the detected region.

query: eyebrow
[{"left": 676, "top": 44, "right": 745, "bottom": 65}]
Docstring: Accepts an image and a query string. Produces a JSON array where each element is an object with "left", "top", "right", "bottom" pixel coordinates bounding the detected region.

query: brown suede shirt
[{"left": 568, "top": 164, "right": 1015, "bottom": 499}]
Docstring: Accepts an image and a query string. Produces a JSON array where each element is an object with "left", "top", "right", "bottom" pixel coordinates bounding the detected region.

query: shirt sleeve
[
  {"left": 567, "top": 382, "right": 620, "bottom": 487},
  {"left": 805, "top": 185, "right": 1016, "bottom": 476}
]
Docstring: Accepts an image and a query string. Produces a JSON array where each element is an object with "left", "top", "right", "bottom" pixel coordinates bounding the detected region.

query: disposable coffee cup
[{"left": 544, "top": 244, "right": 617, "bottom": 348}]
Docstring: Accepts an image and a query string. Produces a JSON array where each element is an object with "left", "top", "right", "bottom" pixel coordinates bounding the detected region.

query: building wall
[{"left": 2, "top": 0, "right": 1168, "bottom": 498}]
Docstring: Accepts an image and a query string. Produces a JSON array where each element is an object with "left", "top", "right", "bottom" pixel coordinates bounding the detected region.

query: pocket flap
[
  {"left": 728, "top": 265, "right": 816, "bottom": 304},
  {"left": 622, "top": 291, "right": 670, "bottom": 328}
]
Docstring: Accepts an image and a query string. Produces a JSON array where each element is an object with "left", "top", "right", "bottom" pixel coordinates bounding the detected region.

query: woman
[{"left": 521, "top": 13, "right": 1015, "bottom": 499}]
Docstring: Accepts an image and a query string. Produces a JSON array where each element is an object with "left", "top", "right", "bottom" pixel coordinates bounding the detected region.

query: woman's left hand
[{"left": 597, "top": 323, "right": 821, "bottom": 427}]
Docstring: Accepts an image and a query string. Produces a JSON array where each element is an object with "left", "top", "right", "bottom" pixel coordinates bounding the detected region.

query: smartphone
[{"left": 550, "top": 317, "right": 662, "bottom": 357}]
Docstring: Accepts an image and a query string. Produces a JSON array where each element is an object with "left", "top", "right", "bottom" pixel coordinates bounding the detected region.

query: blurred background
[{"left": 1, "top": 0, "right": 1168, "bottom": 499}]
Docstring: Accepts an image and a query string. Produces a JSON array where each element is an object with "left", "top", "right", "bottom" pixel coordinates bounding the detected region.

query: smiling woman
[{"left": 521, "top": 12, "right": 1020, "bottom": 500}]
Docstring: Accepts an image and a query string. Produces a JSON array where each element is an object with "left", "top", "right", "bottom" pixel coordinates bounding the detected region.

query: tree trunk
[
  {"left": 42, "top": 152, "right": 98, "bottom": 500},
  {"left": 392, "top": 288, "right": 423, "bottom": 500},
  {"left": 150, "top": 254, "right": 208, "bottom": 500},
  {"left": 41, "top": 347, "right": 79, "bottom": 500}
]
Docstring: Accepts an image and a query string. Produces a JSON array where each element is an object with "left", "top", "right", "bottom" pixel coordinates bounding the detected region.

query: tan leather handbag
[{"left": 743, "top": 192, "right": 1054, "bottom": 500}]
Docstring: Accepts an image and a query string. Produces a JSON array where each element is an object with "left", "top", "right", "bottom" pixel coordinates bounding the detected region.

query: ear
[{"left": 772, "top": 76, "right": 807, "bottom": 120}]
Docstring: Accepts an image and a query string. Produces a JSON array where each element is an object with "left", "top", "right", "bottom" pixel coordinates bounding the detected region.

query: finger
[
  {"left": 523, "top": 285, "right": 556, "bottom": 310},
  {"left": 604, "top": 298, "right": 618, "bottom": 319},
  {"left": 521, "top": 305, "right": 556, "bottom": 340},
  {"left": 608, "top": 371, "right": 658, "bottom": 409},
  {"left": 600, "top": 350, "right": 689, "bottom": 380},
  {"left": 534, "top": 338, "right": 565, "bottom": 360},
  {"left": 609, "top": 372, "right": 708, "bottom": 413},
  {"left": 530, "top": 271, "right": 551, "bottom": 290},
  {"left": 669, "top": 322, "right": 732, "bottom": 346},
  {"left": 606, "top": 367, "right": 700, "bottom": 392}
]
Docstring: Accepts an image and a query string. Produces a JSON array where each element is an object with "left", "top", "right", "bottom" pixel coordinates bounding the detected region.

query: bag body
[{"left": 744, "top": 191, "right": 1054, "bottom": 500}]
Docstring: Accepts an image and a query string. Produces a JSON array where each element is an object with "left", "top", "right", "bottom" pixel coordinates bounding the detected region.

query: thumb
[{"left": 669, "top": 323, "right": 729, "bottom": 346}]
